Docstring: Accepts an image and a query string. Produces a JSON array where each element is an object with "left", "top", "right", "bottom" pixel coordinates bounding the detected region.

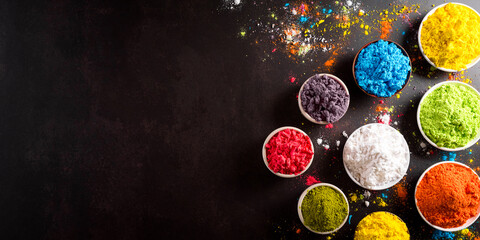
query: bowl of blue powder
[
  {"left": 353, "top": 39, "right": 412, "bottom": 98},
  {"left": 298, "top": 74, "right": 350, "bottom": 124}
]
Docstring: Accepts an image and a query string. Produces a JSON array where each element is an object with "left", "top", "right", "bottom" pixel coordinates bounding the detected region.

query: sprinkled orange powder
[{"left": 380, "top": 20, "right": 392, "bottom": 39}]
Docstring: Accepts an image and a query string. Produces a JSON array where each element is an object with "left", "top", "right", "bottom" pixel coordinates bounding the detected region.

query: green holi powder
[
  {"left": 301, "top": 186, "right": 348, "bottom": 232},
  {"left": 419, "top": 83, "right": 480, "bottom": 148}
]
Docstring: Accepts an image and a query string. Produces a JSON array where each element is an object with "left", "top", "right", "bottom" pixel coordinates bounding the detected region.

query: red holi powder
[
  {"left": 325, "top": 123, "right": 334, "bottom": 128},
  {"left": 265, "top": 129, "right": 314, "bottom": 175},
  {"left": 272, "top": 48, "right": 277, "bottom": 52},
  {"left": 290, "top": 76, "right": 296, "bottom": 83},
  {"left": 306, "top": 176, "right": 321, "bottom": 186},
  {"left": 379, "top": 100, "right": 384, "bottom": 104}
]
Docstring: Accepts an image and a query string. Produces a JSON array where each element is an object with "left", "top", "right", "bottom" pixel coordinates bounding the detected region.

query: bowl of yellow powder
[
  {"left": 417, "top": 81, "right": 480, "bottom": 151},
  {"left": 414, "top": 161, "right": 480, "bottom": 231},
  {"left": 419, "top": 3, "right": 480, "bottom": 72},
  {"left": 297, "top": 183, "right": 349, "bottom": 234},
  {"left": 354, "top": 211, "right": 410, "bottom": 239}
]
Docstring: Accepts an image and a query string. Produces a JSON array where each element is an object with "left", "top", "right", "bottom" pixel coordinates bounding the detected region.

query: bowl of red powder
[
  {"left": 262, "top": 127, "right": 314, "bottom": 178},
  {"left": 415, "top": 161, "right": 480, "bottom": 231},
  {"left": 298, "top": 74, "right": 350, "bottom": 124}
]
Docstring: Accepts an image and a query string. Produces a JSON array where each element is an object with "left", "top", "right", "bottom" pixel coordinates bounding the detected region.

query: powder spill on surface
[
  {"left": 305, "top": 175, "right": 321, "bottom": 186},
  {"left": 355, "top": 212, "right": 409, "bottom": 239}
]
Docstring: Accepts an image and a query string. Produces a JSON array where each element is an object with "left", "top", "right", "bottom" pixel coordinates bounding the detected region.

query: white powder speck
[
  {"left": 365, "top": 201, "right": 370, "bottom": 207},
  {"left": 394, "top": 121, "right": 398, "bottom": 125},
  {"left": 317, "top": 138, "right": 323, "bottom": 145},
  {"left": 342, "top": 131, "right": 349, "bottom": 138},
  {"left": 234, "top": 0, "right": 241, "bottom": 5},
  {"left": 363, "top": 190, "right": 371, "bottom": 199},
  {"left": 346, "top": 0, "right": 353, "bottom": 6},
  {"left": 336, "top": 140, "right": 340, "bottom": 147},
  {"left": 420, "top": 142, "right": 426, "bottom": 148},
  {"left": 378, "top": 113, "right": 391, "bottom": 125},
  {"left": 324, "top": 144, "right": 330, "bottom": 150},
  {"left": 343, "top": 124, "right": 409, "bottom": 189}
]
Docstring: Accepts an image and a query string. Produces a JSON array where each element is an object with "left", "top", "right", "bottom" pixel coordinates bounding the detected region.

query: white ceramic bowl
[
  {"left": 262, "top": 126, "right": 314, "bottom": 178},
  {"left": 418, "top": 2, "right": 480, "bottom": 72},
  {"left": 343, "top": 123, "right": 410, "bottom": 190},
  {"left": 298, "top": 73, "right": 350, "bottom": 124},
  {"left": 415, "top": 161, "right": 480, "bottom": 231},
  {"left": 298, "top": 183, "right": 349, "bottom": 234},
  {"left": 417, "top": 81, "right": 480, "bottom": 151}
]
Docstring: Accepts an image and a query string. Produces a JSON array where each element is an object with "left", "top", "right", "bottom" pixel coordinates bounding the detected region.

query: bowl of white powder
[{"left": 343, "top": 123, "right": 410, "bottom": 190}]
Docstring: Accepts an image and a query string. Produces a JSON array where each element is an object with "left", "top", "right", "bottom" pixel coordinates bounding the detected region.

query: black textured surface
[{"left": 1, "top": 0, "right": 480, "bottom": 239}]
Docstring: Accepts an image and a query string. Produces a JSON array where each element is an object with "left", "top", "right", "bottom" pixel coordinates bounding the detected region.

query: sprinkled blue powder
[
  {"left": 348, "top": 215, "right": 352, "bottom": 224},
  {"left": 299, "top": 16, "right": 309, "bottom": 23},
  {"left": 441, "top": 152, "right": 456, "bottom": 161},
  {"left": 285, "top": 3, "right": 290, "bottom": 7},
  {"left": 381, "top": 193, "right": 388, "bottom": 199},
  {"left": 328, "top": 9, "right": 332, "bottom": 14},
  {"left": 432, "top": 230, "right": 455, "bottom": 240},
  {"left": 355, "top": 40, "right": 411, "bottom": 98}
]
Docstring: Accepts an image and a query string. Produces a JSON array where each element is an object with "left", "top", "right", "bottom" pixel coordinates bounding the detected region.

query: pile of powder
[
  {"left": 301, "top": 185, "right": 348, "bottom": 232},
  {"left": 265, "top": 128, "right": 314, "bottom": 175},
  {"left": 300, "top": 74, "right": 349, "bottom": 123},
  {"left": 355, "top": 40, "right": 411, "bottom": 97},
  {"left": 343, "top": 124, "right": 409, "bottom": 189},
  {"left": 421, "top": 3, "right": 480, "bottom": 70},
  {"left": 419, "top": 83, "right": 480, "bottom": 149},
  {"left": 416, "top": 163, "right": 480, "bottom": 228},
  {"left": 354, "top": 212, "right": 409, "bottom": 240}
]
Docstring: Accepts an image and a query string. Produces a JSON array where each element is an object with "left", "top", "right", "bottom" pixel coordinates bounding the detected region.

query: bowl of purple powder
[
  {"left": 353, "top": 39, "right": 412, "bottom": 98},
  {"left": 298, "top": 74, "right": 350, "bottom": 124}
]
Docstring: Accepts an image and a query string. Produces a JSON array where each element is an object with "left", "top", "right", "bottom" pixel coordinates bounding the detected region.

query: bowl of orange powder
[{"left": 415, "top": 161, "right": 480, "bottom": 231}]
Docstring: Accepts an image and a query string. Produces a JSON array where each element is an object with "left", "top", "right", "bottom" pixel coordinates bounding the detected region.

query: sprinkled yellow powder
[{"left": 421, "top": 3, "right": 480, "bottom": 70}]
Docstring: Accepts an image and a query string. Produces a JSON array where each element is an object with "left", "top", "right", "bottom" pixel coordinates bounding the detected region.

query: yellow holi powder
[
  {"left": 374, "top": 197, "right": 387, "bottom": 207},
  {"left": 421, "top": 3, "right": 480, "bottom": 70},
  {"left": 354, "top": 212, "right": 409, "bottom": 240}
]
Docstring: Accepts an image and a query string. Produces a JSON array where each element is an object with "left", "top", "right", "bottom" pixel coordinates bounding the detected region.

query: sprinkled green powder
[
  {"left": 301, "top": 186, "right": 348, "bottom": 232},
  {"left": 419, "top": 83, "right": 480, "bottom": 148}
]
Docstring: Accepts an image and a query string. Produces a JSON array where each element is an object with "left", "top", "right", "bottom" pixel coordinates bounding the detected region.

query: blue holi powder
[
  {"left": 402, "top": 31, "right": 405, "bottom": 35},
  {"left": 285, "top": 3, "right": 290, "bottom": 7},
  {"left": 470, "top": 151, "right": 472, "bottom": 154},
  {"left": 328, "top": 9, "right": 332, "bottom": 14},
  {"left": 354, "top": 40, "right": 411, "bottom": 98},
  {"left": 381, "top": 193, "right": 388, "bottom": 199},
  {"left": 299, "top": 16, "right": 309, "bottom": 23},
  {"left": 432, "top": 230, "right": 455, "bottom": 240},
  {"left": 348, "top": 215, "right": 352, "bottom": 225},
  {"left": 442, "top": 155, "right": 448, "bottom": 161},
  {"left": 323, "top": 8, "right": 326, "bottom": 13},
  {"left": 442, "top": 152, "right": 456, "bottom": 161}
]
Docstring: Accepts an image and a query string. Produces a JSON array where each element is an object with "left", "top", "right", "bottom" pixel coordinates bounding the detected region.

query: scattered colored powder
[
  {"left": 301, "top": 185, "right": 348, "bottom": 232},
  {"left": 350, "top": 193, "right": 358, "bottom": 202},
  {"left": 306, "top": 176, "right": 321, "bottom": 186},
  {"left": 379, "top": 20, "right": 392, "bottom": 39},
  {"left": 432, "top": 230, "right": 455, "bottom": 240},
  {"left": 300, "top": 74, "right": 350, "bottom": 123},
  {"left": 290, "top": 76, "right": 296, "bottom": 83},
  {"left": 265, "top": 128, "right": 314, "bottom": 175},
  {"left": 416, "top": 162, "right": 480, "bottom": 228},
  {"left": 325, "top": 123, "right": 334, "bottom": 129},
  {"left": 355, "top": 40, "right": 411, "bottom": 98},
  {"left": 393, "top": 179, "right": 408, "bottom": 204},
  {"left": 377, "top": 113, "right": 391, "bottom": 125},
  {"left": 420, "top": 3, "right": 480, "bottom": 70},
  {"left": 441, "top": 152, "right": 456, "bottom": 161},
  {"left": 419, "top": 82, "right": 480, "bottom": 149},
  {"left": 374, "top": 197, "right": 388, "bottom": 207},
  {"left": 354, "top": 212, "right": 409, "bottom": 240}
]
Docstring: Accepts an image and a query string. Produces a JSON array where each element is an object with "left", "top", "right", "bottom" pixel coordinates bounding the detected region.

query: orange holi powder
[{"left": 380, "top": 20, "right": 392, "bottom": 39}]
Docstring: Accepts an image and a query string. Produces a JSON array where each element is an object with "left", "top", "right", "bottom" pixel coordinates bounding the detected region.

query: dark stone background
[{"left": 1, "top": 0, "right": 480, "bottom": 239}]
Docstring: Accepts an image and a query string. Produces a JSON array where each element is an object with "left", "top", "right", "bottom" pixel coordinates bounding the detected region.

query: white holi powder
[
  {"left": 234, "top": 0, "right": 241, "bottom": 5},
  {"left": 420, "top": 142, "right": 426, "bottom": 148},
  {"left": 343, "top": 124, "right": 409, "bottom": 188},
  {"left": 336, "top": 140, "right": 340, "bottom": 147},
  {"left": 365, "top": 201, "right": 370, "bottom": 207},
  {"left": 324, "top": 144, "right": 330, "bottom": 150},
  {"left": 342, "top": 131, "right": 349, "bottom": 138},
  {"left": 317, "top": 138, "right": 323, "bottom": 145}
]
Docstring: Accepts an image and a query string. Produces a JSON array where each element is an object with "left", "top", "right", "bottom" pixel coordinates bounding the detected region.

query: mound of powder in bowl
[
  {"left": 421, "top": 3, "right": 480, "bottom": 70},
  {"left": 355, "top": 40, "right": 411, "bottom": 98},
  {"left": 343, "top": 124, "right": 409, "bottom": 189},
  {"left": 419, "top": 83, "right": 480, "bottom": 149},
  {"left": 300, "top": 74, "right": 349, "bottom": 123}
]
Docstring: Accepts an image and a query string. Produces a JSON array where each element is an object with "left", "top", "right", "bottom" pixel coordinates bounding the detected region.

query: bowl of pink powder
[
  {"left": 262, "top": 127, "right": 314, "bottom": 178},
  {"left": 298, "top": 74, "right": 350, "bottom": 124}
]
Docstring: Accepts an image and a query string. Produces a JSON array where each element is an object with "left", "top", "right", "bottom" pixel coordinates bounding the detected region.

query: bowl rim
[
  {"left": 352, "top": 39, "right": 412, "bottom": 98},
  {"left": 343, "top": 123, "right": 410, "bottom": 190},
  {"left": 418, "top": 2, "right": 480, "bottom": 72},
  {"left": 414, "top": 161, "right": 480, "bottom": 231},
  {"left": 297, "top": 73, "right": 350, "bottom": 125},
  {"left": 354, "top": 211, "right": 410, "bottom": 237},
  {"left": 297, "top": 183, "right": 350, "bottom": 234},
  {"left": 416, "top": 81, "right": 480, "bottom": 151},
  {"left": 262, "top": 126, "right": 314, "bottom": 178}
]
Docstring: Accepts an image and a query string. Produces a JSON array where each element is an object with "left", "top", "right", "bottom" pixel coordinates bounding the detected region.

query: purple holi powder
[{"left": 300, "top": 74, "right": 349, "bottom": 123}]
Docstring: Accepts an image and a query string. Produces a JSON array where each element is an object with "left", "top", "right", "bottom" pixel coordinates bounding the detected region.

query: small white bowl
[
  {"left": 343, "top": 123, "right": 410, "bottom": 190},
  {"left": 418, "top": 2, "right": 480, "bottom": 72},
  {"left": 415, "top": 161, "right": 480, "bottom": 231},
  {"left": 417, "top": 81, "right": 480, "bottom": 151},
  {"left": 298, "top": 73, "right": 350, "bottom": 124},
  {"left": 262, "top": 126, "right": 314, "bottom": 178},
  {"left": 298, "top": 183, "right": 349, "bottom": 234}
]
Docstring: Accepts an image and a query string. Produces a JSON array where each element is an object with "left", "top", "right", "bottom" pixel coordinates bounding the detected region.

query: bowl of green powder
[
  {"left": 297, "top": 183, "right": 349, "bottom": 234},
  {"left": 418, "top": 3, "right": 480, "bottom": 72},
  {"left": 417, "top": 81, "right": 480, "bottom": 151}
]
